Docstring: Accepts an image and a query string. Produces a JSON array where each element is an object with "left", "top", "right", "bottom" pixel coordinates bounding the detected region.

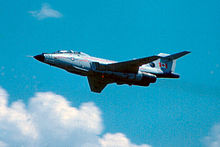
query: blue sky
[{"left": 0, "top": 0, "right": 220, "bottom": 146}]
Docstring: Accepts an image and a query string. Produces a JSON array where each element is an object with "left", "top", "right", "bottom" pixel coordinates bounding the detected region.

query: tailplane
[{"left": 153, "top": 51, "right": 190, "bottom": 74}]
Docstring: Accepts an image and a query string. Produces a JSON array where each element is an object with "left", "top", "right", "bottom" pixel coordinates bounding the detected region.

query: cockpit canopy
[
  {"left": 53, "top": 50, "right": 73, "bottom": 53},
  {"left": 53, "top": 50, "right": 89, "bottom": 56}
]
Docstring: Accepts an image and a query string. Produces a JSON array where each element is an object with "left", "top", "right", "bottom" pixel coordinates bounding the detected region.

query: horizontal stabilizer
[{"left": 160, "top": 51, "right": 191, "bottom": 61}]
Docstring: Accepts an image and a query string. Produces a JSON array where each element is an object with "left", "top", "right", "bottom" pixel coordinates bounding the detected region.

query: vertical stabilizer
[{"left": 155, "top": 51, "right": 190, "bottom": 73}]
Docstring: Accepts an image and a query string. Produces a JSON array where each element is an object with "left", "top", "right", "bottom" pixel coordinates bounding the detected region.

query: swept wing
[
  {"left": 105, "top": 56, "right": 159, "bottom": 73},
  {"left": 87, "top": 76, "right": 109, "bottom": 93}
]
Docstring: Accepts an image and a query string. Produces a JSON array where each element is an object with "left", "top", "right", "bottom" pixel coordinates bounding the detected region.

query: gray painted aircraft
[{"left": 34, "top": 50, "right": 190, "bottom": 93}]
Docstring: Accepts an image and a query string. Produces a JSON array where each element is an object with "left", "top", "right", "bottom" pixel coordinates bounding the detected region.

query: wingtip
[{"left": 184, "top": 51, "right": 191, "bottom": 54}]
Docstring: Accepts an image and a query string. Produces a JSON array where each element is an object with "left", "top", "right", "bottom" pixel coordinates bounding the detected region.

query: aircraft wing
[
  {"left": 87, "top": 76, "right": 108, "bottom": 93},
  {"left": 105, "top": 55, "right": 159, "bottom": 73}
]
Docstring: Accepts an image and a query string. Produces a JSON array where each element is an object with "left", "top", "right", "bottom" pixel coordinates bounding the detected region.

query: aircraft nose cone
[{"left": 34, "top": 54, "right": 45, "bottom": 62}]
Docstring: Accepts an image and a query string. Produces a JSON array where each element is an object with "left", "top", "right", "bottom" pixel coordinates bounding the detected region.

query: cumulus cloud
[
  {"left": 0, "top": 141, "right": 7, "bottom": 147},
  {"left": 99, "top": 133, "right": 151, "bottom": 147},
  {"left": 29, "top": 3, "right": 62, "bottom": 20},
  {"left": 0, "top": 87, "right": 150, "bottom": 147},
  {"left": 203, "top": 123, "right": 220, "bottom": 147}
]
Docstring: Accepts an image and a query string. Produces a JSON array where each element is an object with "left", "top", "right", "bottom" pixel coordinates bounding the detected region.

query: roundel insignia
[{"left": 150, "top": 62, "right": 155, "bottom": 68}]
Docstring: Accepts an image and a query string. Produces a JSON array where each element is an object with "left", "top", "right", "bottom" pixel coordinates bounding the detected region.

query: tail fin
[{"left": 154, "top": 51, "right": 190, "bottom": 73}]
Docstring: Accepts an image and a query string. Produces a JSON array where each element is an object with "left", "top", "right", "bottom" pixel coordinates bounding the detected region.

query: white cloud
[
  {"left": 203, "top": 123, "right": 220, "bottom": 147},
  {"left": 0, "top": 141, "right": 7, "bottom": 147},
  {"left": 29, "top": 3, "right": 62, "bottom": 20},
  {"left": 99, "top": 133, "right": 151, "bottom": 147},
  {"left": 0, "top": 87, "right": 150, "bottom": 147}
]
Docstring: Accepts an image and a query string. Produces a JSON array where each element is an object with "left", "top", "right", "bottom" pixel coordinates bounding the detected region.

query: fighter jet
[{"left": 34, "top": 50, "right": 190, "bottom": 93}]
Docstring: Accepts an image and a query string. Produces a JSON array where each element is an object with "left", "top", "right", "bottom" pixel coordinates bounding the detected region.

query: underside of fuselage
[{"left": 65, "top": 66, "right": 89, "bottom": 76}]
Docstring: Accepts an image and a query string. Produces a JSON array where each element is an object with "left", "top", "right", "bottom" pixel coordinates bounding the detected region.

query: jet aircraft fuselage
[{"left": 34, "top": 50, "right": 190, "bottom": 93}]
